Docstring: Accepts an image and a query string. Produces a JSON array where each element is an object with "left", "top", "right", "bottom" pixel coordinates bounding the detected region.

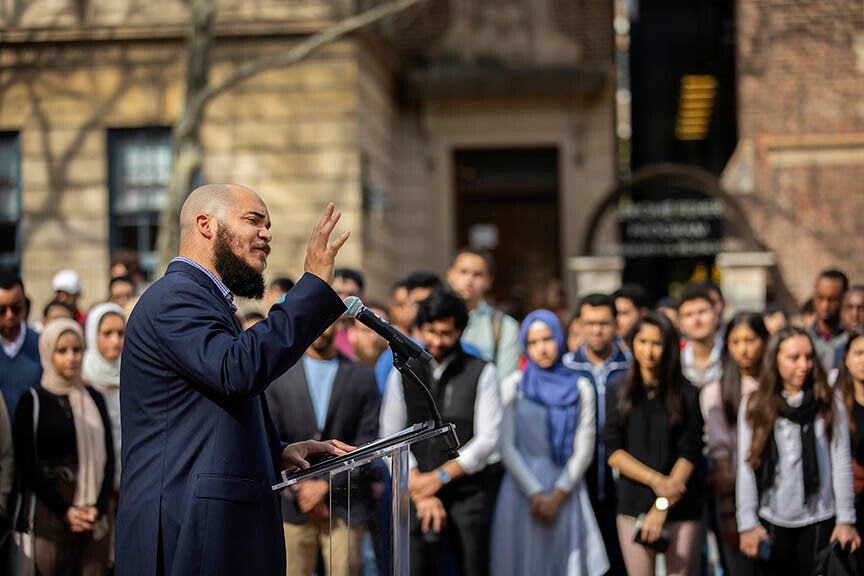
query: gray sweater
[{"left": 736, "top": 390, "right": 855, "bottom": 531}]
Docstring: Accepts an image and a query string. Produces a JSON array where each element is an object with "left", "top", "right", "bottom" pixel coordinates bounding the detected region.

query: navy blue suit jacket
[{"left": 115, "top": 261, "right": 344, "bottom": 576}]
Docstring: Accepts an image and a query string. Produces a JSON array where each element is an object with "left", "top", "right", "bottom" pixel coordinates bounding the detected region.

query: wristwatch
[
  {"left": 654, "top": 497, "right": 670, "bottom": 511},
  {"left": 436, "top": 468, "right": 452, "bottom": 485}
]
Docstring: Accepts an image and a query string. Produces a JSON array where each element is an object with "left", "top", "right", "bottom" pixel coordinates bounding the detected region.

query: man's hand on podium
[
  {"left": 282, "top": 438, "right": 354, "bottom": 470},
  {"left": 414, "top": 496, "right": 447, "bottom": 533}
]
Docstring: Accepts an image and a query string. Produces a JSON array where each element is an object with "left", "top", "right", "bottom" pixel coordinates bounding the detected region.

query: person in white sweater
[{"left": 737, "top": 326, "right": 860, "bottom": 575}]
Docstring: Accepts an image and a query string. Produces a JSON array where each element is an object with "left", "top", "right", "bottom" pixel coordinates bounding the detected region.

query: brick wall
[{"left": 734, "top": 0, "right": 864, "bottom": 302}]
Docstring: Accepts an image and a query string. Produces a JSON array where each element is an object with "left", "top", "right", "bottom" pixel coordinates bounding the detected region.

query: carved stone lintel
[{"left": 435, "top": 0, "right": 580, "bottom": 66}]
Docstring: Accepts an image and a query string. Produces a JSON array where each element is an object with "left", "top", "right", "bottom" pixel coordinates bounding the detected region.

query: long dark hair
[
  {"left": 838, "top": 328, "right": 864, "bottom": 439},
  {"left": 618, "top": 311, "right": 687, "bottom": 426},
  {"left": 719, "top": 312, "right": 769, "bottom": 425},
  {"left": 746, "top": 326, "right": 834, "bottom": 470}
]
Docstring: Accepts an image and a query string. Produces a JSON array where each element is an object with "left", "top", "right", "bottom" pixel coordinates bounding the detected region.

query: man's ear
[{"left": 196, "top": 214, "right": 215, "bottom": 239}]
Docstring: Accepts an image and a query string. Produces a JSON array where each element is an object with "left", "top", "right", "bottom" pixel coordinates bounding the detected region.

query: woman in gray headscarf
[{"left": 82, "top": 303, "right": 125, "bottom": 489}]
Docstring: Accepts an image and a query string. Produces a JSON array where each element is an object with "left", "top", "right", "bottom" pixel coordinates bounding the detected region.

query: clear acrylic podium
[{"left": 273, "top": 420, "right": 456, "bottom": 575}]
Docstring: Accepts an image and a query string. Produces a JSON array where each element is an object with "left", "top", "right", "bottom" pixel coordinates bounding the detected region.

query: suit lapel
[
  {"left": 291, "top": 361, "right": 321, "bottom": 438},
  {"left": 323, "top": 358, "right": 348, "bottom": 436}
]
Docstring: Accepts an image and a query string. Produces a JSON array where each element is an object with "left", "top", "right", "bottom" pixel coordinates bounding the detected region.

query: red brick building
[{"left": 725, "top": 0, "right": 864, "bottom": 302}]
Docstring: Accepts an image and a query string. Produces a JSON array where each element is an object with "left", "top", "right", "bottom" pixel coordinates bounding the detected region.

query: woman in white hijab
[
  {"left": 13, "top": 317, "right": 114, "bottom": 575},
  {"left": 82, "top": 303, "right": 125, "bottom": 489}
]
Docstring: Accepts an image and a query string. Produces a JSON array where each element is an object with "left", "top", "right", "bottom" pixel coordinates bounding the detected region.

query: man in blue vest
[
  {"left": 115, "top": 184, "right": 352, "bottom": 576},
  {"left": 380, "top": 289, "right": 502, "bottom": 576},
  {"left": 563, "top": 293, "right": 629, "bottom": 575}
]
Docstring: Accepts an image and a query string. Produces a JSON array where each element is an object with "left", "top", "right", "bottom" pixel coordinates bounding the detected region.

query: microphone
[{"left": 343, "top": 296, "right": 433, "bottom": 364}]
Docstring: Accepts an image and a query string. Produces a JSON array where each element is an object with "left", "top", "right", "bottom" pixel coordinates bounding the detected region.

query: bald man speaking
[{"left": 115, "top": 185, "right": 351, "bottom": 576}]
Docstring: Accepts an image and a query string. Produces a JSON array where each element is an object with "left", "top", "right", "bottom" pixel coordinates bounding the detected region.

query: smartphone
[
  {"left": 632, "top": 514, "right": 670, "bottom": 553},
  {"left": 757, "top": 538, "right": 772, "bottom": 560}
]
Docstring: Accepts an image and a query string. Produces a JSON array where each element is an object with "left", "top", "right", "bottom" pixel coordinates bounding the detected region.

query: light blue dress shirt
[{"left": 302, "top": 356, "right": 339, "bottom": 430}]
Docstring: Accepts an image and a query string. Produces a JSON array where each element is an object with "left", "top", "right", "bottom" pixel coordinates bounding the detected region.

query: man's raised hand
[{"left": 304, "top": 203, "right": 350, "bottom": 284}]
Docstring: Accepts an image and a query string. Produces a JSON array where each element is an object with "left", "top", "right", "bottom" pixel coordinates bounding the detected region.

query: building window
[
  {"left": 108, "top": 128, "right": 172, "bottom": 280},
  {"left": 0, "top": 132, "right": 21, "bottom": 272}
]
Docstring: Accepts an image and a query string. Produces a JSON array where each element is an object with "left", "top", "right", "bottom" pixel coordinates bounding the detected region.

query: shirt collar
[
  {"left": 1, "top": 320, "right": 27, "bottom": 359},
  {"left": 430, "top": 347, "right": 460, "bottom": 378},
  {"left": 809, "top": 320, "right": 845, "bottom": 343},
  {"left": 171, "top": 256, "right": 237, "bottom": 313},
  {"left": 682, "top": 337, "right": 722, "bottom": 365},
  {"left": 577, "top": 342, "right": 625, "bottom": 367},
  {"left": 472, "top": 300, "right": 493, "bottom": 317}
]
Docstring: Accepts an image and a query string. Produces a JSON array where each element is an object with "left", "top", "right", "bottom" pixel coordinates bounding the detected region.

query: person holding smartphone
[
  {"left": 737, "top": 327, "right": 861, "bottom": 575},
  {"left": 604, "top": 312, "right": 705, "bottom": 576}
]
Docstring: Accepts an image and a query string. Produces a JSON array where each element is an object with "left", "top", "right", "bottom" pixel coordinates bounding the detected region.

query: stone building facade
[
  {"left": 5, "top": 0, "right": 856, "bottom": 317},
  {"left": 0, "top": 0, "right": 616, "bottom": 317}
]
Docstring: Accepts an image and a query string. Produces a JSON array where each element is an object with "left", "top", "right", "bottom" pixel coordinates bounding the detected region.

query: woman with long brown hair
[
  {"left": 737, "top": 326, "right": 860, "bottom": 574},
  {"left": 604, "top": 312, "right": 704, "bottom": 576},
  {"left": 700, "top": 312, "right": 768, "bottom": 575},
  {"left": 837, "top": 328, "right": 864, "bottom": 535}
]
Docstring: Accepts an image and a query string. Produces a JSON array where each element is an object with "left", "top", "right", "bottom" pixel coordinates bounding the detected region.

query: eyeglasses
[{"left": 0, "top": 303, "right": 24, "bottom": 316}]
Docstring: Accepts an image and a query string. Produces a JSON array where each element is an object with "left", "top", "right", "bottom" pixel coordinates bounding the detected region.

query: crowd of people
[{"left": 1, "top": 246, "right": 864, "bottom": 576}]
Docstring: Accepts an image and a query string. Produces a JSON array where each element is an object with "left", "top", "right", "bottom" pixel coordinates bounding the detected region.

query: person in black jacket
[
  {"left": 14, "top": 318, "right": 114, "bottom": 575},
  {"left": 265, "top": 322, "right": 381, "bottom": 576},
  {"left": 605, "top": 311, "right": 704, "bottom": 576}
]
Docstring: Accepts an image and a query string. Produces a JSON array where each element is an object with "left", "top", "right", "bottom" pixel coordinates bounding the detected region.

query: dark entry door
[{"left": 454, "top": 148, "right": 560, "bottom": 319}]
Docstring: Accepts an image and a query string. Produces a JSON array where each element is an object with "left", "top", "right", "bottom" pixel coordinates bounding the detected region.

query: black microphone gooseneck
[
  {"left": 390, "top": 351, "right": 460, "bottom": 461},
  {"left": 343, "top": 297, "right": 459, "bottom": 460}
]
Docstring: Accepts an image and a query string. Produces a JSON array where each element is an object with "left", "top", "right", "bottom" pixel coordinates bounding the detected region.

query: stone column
[
  {"left": 567, "top": 256, "right": 625, "bottom": 302},
  {"left": 715, "top": 251, "right": 777, "bottom": 316}
]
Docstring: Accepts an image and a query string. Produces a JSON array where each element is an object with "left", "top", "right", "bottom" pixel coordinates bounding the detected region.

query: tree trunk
[
  {"left": 156, "top": 0, "right": 214, "bottom": 273},
  {"left": 155, "top": 0, "right": 430, "bottom": 273}
]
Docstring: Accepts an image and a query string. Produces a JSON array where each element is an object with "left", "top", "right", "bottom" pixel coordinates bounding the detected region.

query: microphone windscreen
[{"left": 343, "top": 296, "right": 363, "bottom": 318}]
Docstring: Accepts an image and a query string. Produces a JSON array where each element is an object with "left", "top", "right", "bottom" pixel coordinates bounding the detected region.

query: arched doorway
[{"left": 579, "top": 163, "right": 793, "bottom": 308}]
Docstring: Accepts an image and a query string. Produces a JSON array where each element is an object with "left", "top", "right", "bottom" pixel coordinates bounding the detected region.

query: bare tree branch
[
  {"left": 181, "top": 0, "right": 428, "bottom": 130},
  {"left": 158, "top": 0, "right": 429, "bottom": 270}
]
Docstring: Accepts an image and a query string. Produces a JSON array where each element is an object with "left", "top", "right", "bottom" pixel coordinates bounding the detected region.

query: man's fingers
[
  {"left": 308, "top": 204, "right": 335, "bottom": 248},
  {"left": 294, "top": 457, "right": 310, "bottom": 470},
  {"left": 316, "top": 203, "right": 335, "bottom": 230},
  {"left": 419, "top": 510, "right": 430, "bottom": 532},
  {"left": 319, "top": 208, "right": 342, "bottom": 237},
  {"left": 329, "top": 230, "right": 351, "bottom": 253},
  {"left": 328, "top": 439, "right": 355, "bottom": 452},
  {"left": 433, "top": 510, "right": 444, "bottom": 533}
]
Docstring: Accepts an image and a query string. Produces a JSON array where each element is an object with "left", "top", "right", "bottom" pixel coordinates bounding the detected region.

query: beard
[
  {"left": 311, "top": 331, "right": 335, "bottom": 353},
  {"left": 213, "top": 224, "right": 266, "bottom": 300}
]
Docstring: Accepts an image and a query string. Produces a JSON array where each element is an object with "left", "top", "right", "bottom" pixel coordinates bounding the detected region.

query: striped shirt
[{"left": 170, "top": 257, "right": 237, "bottom": 313}]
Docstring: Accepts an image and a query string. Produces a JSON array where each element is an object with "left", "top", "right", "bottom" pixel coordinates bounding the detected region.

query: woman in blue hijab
[{"left": 491, "top": 310, "right": 609, "bottom": 576}]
